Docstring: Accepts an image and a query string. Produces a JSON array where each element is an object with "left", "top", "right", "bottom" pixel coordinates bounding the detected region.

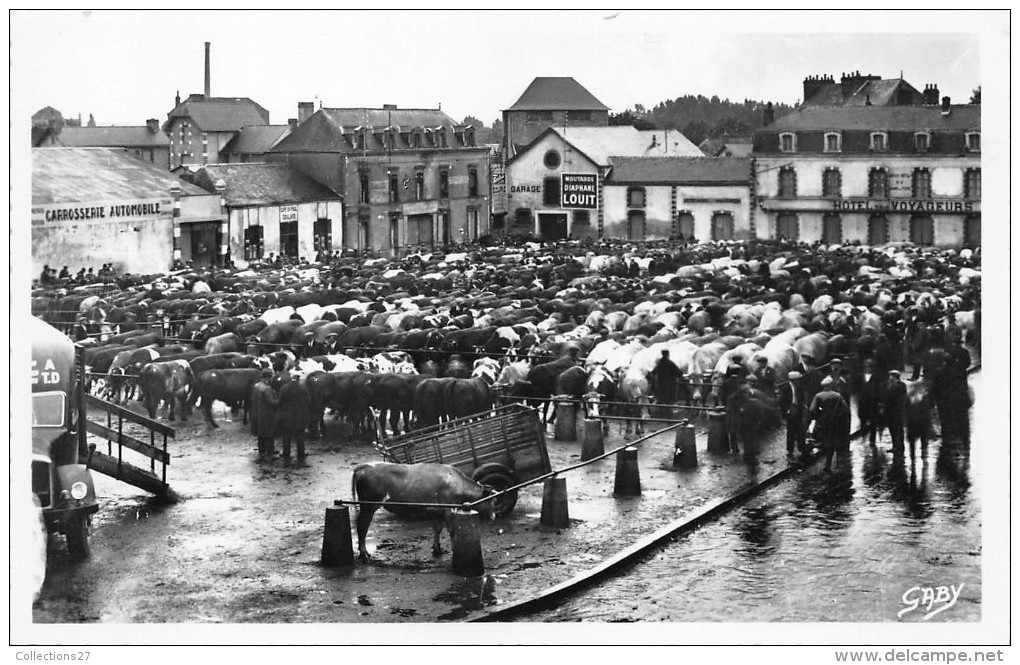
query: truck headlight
[{"left": 70, "top": 482, "right": 88, "bottom": 500}]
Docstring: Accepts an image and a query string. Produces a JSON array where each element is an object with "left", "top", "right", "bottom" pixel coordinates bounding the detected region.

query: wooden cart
[{"left": 374, "top": 404, "right": 552, "bottom": 517}]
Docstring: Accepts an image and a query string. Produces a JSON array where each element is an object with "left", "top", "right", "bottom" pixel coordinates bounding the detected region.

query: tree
[
  {"left": 462, "top": 115, "right": 485, "bottom": 129},
  {"left": 969, "top": 86, "right": 981, "bottom": 104},
  {"left": 609, "top": 109, "right": 656, "bottom": 130}
]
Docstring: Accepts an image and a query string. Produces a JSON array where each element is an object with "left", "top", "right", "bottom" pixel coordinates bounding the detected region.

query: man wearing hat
[
  {"left": 857, "top": 358, "right": 883, "bottom": 446},
  {"left": 249, "top": 368, "right": 281, "bottom": 460},
  {"left": 807, "top": 376, "right": 850, "bottom": 472},
  {"left": 878, "top": 369, "right": 907, "bottom": 456},
  {"left": 827, "top": 357, "right": 851, "bottom": 405},
  {"left": 779, "top": 370, "right": 807, "bottom": 457},
  {"left": 799, "top": 354, "right": 824, "bottom": 410},
  {"left": 753, "top": 356, "right": 776, "bottom": 393}
]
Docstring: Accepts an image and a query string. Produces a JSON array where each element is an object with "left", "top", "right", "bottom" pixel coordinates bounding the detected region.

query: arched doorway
[
  {"left": 677, "top": 211, "right": 695, "bottom": 241},
  {"left": 711, "top": 212, "right": 734, "bottom": 240},
  {"left": 822, "top": 213, "right": 842, "bottom": 245},
  {"left": 776, "top": 213, "right": 799, "bottom": 241},
  {"left": 867, "top": 214, "right": 888, "bottom": 245},
  {"left": 627, "top": 210, "right": 646, "bottom": 241},
  {"left": 909, "top": 215, "right": 934, "bottom": 246},
  {"left": 964, "top": 215, "right": 981, "bottom": 247}
]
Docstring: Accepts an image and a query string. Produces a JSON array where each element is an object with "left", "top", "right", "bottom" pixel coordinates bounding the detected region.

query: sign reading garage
[{"left": 561, "top": 173, "right": 598, "bottom": 209}]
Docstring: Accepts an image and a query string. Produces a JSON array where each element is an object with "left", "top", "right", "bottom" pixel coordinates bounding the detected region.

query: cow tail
[{"left": 351, "top": 464, "right": 367, "bottom": 502}]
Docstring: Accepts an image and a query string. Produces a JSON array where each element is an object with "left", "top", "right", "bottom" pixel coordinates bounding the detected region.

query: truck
[{"left": 31, "top": 316, "right": 99, "bottom": 560}]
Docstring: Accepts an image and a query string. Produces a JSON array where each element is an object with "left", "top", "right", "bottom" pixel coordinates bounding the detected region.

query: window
[
  {"left": 677, "top": 211, "right": 695, "bottom": 241},
  {"left": 388, "top": 172, "right": 400, "bottom": 203},
  {"left": 779, "top": 132, "right": 797, "bottom": 153},
  {"left": 823, "top": 132, "right": 842, "bottom": 153},
  {"left": 314, "top": 218, "right": 332, "bottom": 254},
  {"left": 868, "top": 168, "right": 889, "bottom": 198},
  {"left": 437, "top": 130, "right": 447, "bottom": 148},
  {"left": 438, "top": 169, "right": 449, "bottom": 198},
  {"left": 415, "top": 171, "right": 425, "bottom": 201},
  {"left": 914, "top": 132, "right": 931, "bottom": 152},
  {"left": 356, "top": 132, "right": 366, "bottom": 151},
  {"left": 280, "top": 221, "right": 298, "bottom": 258},
  {"left": 468, "top": 167, "right": 479, "bottom": 197},
  {"left": 359, "top": 172, "right": 370, "bottom": 204},
  {"left": 388, "top": 213, "right": 401, "bottom": 250},
  {"left": 778, "top": 167, "right": 797, "bottom": 198},
  {"left": 711, "top": 212, "right": 734, "bottom": 241},
  {"left": 870, "top": 132, "right": 888, "bottom": 152},
  {"left": 570, "top": 110, "right": 592, "bottom": 122},
  {"left": 627, "top": 187, "right": 646, "bottom": 208},
  {"left": 465, "top": 128, "right": 476, "bottom": 147},
  {"left": 822, "top": 168, "right": 842, "bottom": 198},
  {"left": 357, "top": 213, "right": 370, "bottom": 250},
  {"left": 965, "top": 132, "right": 980, "bottom": 152},
  {"left": 527, "top": 111, "right": 554, "bottom": 122},
  {"left": 412, "top": 131, "right": 422, "bottom": 149},
  {"left": 911, "top": 168, "right": 932, "bottom": 199},
  {"left": 964, "top": 168, "right": 981, "bottom": 200},
  {"left": 543, "top": 150, "right": 561, "bottom": 169},
  {"left": 243, "top": 225, "right": 264, "bottom": 260},
  {"left": 573, "top": 210, "right": 591, "bottom": 228},
  {"left": 543, "top": 176, "right": 560, "bottom": 206}
]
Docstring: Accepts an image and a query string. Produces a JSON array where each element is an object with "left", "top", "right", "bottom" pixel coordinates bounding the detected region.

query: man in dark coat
[
  {"left": 249, "top": 369, "right": 281, "bottom": 460},
  {"left": 650, "top": 349, "right": 684, "bottom": 405},
  {"left": 878, "top": 369, "right": 907, "bottom": 456},
  {"left": 778, "top": 370, "right": 807, "bottom": 457},
  {"left": 277, "top": 373, "right": 311, "bottom": 460},
  {"left": 827, "top": 357, "right": 851, "bottom": 404},
  {"left": 807, "top": 376, "right": 850, "bottom": 472},
  {"left": 800, "top": 354, "right": 824, "bottom": 410},
  {"left": 752, "top": 356, "right": 776, "bottom": 393},
  {"left": 857, "top": 358, "right": 883, "bottom": 446}
]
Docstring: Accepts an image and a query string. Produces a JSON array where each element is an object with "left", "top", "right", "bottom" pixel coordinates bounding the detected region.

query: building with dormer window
[{"left": 753, "top": 97, "right": 981, "bottom": 248}]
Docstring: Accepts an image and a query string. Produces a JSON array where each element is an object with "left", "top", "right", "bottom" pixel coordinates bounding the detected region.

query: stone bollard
[
  {"left": 580, "top": 418, "right": 605, "bottom": 461},
  {"left": 707, "top": 410, "right": 729, "bottom": 454},
  {"left": 673, "top": 422, "right": 698, "bottom": 469},
  {"left": 450, "top": 507, "right": 484, "bottom": 577},
  {"left": 553, "top": 395, "right": 577, "bottom": 441},
  {"left": 321, "top": 502, "right": 355, "bottom": 567},
  {"left": 613, "top": 446, "right": 642, "bottom": 496},
  {"left": 540, "top": 477, "right": 570, "bottom": 528}
]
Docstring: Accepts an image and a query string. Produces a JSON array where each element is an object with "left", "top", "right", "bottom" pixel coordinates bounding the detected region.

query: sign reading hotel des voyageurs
[{"left": 561, "top": 173, "right": 598, "bottom": 209}]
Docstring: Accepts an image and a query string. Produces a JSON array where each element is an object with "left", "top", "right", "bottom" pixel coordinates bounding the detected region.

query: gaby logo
[{"left": 898, "top": 584, "right": 965, "bottom": 620}]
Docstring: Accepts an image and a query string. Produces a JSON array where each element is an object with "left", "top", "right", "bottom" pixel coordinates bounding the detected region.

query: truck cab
[{"left": 31, "top": 316, "right": 99, "bottom": 560}]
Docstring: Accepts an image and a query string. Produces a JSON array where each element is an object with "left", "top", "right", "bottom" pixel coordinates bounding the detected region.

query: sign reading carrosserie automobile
[
  {"left": 560, "top": 173, "right": 598, "bottom": 209},
  {"left": 31, "top": 197, "right": 172, "bottom": 227}
]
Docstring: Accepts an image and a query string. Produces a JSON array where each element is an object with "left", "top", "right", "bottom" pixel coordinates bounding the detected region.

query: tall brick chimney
[
  {"left": 802, "top": 75, "right": 832, "bottom": 105},
  {"left": 763, "top": 101, "right": 774, "bottom": 126},
  {"left": 146, "top": 118, "right": 160, "bottom": 133},
  {"left": 204, "top": 42, "right": 211, "bottom": 100},
  {"left": 297, "top": 102, "right": 315, "bottom": 124},
  {"left": 923, "top": 83, "right": 940, "bottom": 105}
]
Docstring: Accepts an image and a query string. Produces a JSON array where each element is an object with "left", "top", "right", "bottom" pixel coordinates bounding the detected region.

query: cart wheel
[
  {"left": 65, "top": 512, "right": 91, "bottom": 561},
  {"left": 472, "top": 465, "right": 518, "bottom": 518}
]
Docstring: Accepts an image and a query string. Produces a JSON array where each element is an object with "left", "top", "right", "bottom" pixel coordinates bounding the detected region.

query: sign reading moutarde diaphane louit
[{"left": 560, "top": 173, "right": 598, "bottom": 209}]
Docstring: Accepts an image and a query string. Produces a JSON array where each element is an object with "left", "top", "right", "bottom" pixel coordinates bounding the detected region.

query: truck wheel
[
  {"left": 471, "top": 464, "right": 518, "bottom": 518},
  {"left": 65, "top": 513, "right": 91, "bottom": 561}
]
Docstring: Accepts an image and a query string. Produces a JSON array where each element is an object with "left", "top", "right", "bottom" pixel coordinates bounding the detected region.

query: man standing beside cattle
[
  {"left": 807, "top": 376, "right": 851, "bottom": 472},
  {"left": 249, "top": 368, "right": 281, "bottom": 460}
]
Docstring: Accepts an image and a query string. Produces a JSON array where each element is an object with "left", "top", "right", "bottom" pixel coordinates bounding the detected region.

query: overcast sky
[{"left": 11, "top": 10, "right": 997, "bottom": 128}]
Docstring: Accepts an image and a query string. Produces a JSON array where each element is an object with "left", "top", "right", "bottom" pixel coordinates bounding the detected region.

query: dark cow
[
  {"left": 138, "top": 360, "right": 194, "bottom": 421},
  {"left": 350, "top": 462, "right": 495, "bottom": 561},
  {"left": 189, "top": 352, "right": 247, "bottom": 377},
  {"left": 190, "top": 368, "right": 262, "bottom": 427},
  {"left": 414, "top": 377, "right": 456, "bottom": 428},
  {"left": 526, "top": 350, "right": 580, "bottom": 423},
  {"left": 552, "top": 365, "right": 588, "bottom": 424},
  {"left": 370, "top": 373, "right": 426, "bottom": 437},
  {"left": 123, "top": 332, "right": 164, "bottom": 348}
]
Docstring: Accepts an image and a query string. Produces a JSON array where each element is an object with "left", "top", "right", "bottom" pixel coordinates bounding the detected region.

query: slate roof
[
  {"left": 165, "top": 95, "right": 270, "bottom": 132},
  {"left": 46, "top": 126, "right": 169, "bottom": 148},
  {"left": 271, "top": 108, "right": 479, "bottom": 153},
  {"left": 804, "top": 78, "right": 924, "bottom": 107},
  {"left": 607, "top": 157, "right": 750, "bottom": 185},
  {"left": 32, "top": 148, "right": 208, "bottom": 205},
  {"left": 505, "top": 77, "right": 610, "bottom": 111},
  {"left": 767, "top": 105, "right": 981, "bottom": 131},
  {"left": 512, "top": 126, "right": 702, "bottom": 167},
  {"left": 220, "top": 125, "right": 291, "bottom": 155},
  {"left": 192, "top": 163, "right": 342, "bottom": 206}
]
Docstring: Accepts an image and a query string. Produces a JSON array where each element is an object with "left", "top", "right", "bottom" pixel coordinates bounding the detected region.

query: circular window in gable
[{"left": 543, "top": 150, "right": 561, "bottom": 169}]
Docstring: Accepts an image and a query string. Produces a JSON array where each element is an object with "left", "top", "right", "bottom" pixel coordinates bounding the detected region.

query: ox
[
  {"left": 351, "top": 462, "right": 495, "bottom": 561},
  {"left": 138, "top": 360, "right": 194, "bottom": 421}
]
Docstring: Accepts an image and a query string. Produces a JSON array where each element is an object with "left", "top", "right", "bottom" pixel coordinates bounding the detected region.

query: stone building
[
  {"left": 753, "top": 99, "right": 981, "bottom": 247},
  {"left": 504, "top": 125, "right": 702, "bottom": 240},
  {"left": 31, "top": 148, "right": 224, "bottom": 274},
  {"left": 164, "top": 93, "right": 270, "bottom": 169},
  {"left": 268, "top": 105, "right": 490, "bottom": 255},
  {"left": 603, "top": 157, "right": 752, "bottom": 241},
  {"left": 501, "top": 77, "right": 610, "bottom": 157},
  {"left": 34, "top": 120, "right": 170, "bottom": 168},
  {"left": 191, "top": 163, "right": 343, "bottom": 267}
]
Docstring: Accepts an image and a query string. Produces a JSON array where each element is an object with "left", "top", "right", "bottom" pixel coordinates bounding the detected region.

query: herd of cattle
[{"left": 30, "top": 239, "right": 981, "bottom": 449}]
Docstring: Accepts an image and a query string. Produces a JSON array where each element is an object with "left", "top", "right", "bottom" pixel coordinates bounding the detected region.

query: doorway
[
  {"left": 867, "top": 215, "right": 888, "bottom": 245},
  {"left": 677, "top": 211, "right": 695, "bottom": 241},
  {"left": 964, "top": 215, "right": 980, "bottom": 247},
  {"left": 539, "top": 213, "right": 568, "bottom": 241},
  {"left": 822, "top": 213, "right": 842, "bottom": 245},
  {"left": 712, "top": 212, "right": 735, "bottom": 240},
  {"left": 627, "top": 210, "right": 646, "bottom": 241},
  {"left": 909, "top": 215, "right": 934, "bottom": 245},
  {"left": 407, "top": 214, "right": 434, "bottom": 248},
  {"left": 775, "top": 213, "right": 798, "bottom": 241},
  {"left": 189, "top": 222, "right": 219, "bottom": 267}
]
